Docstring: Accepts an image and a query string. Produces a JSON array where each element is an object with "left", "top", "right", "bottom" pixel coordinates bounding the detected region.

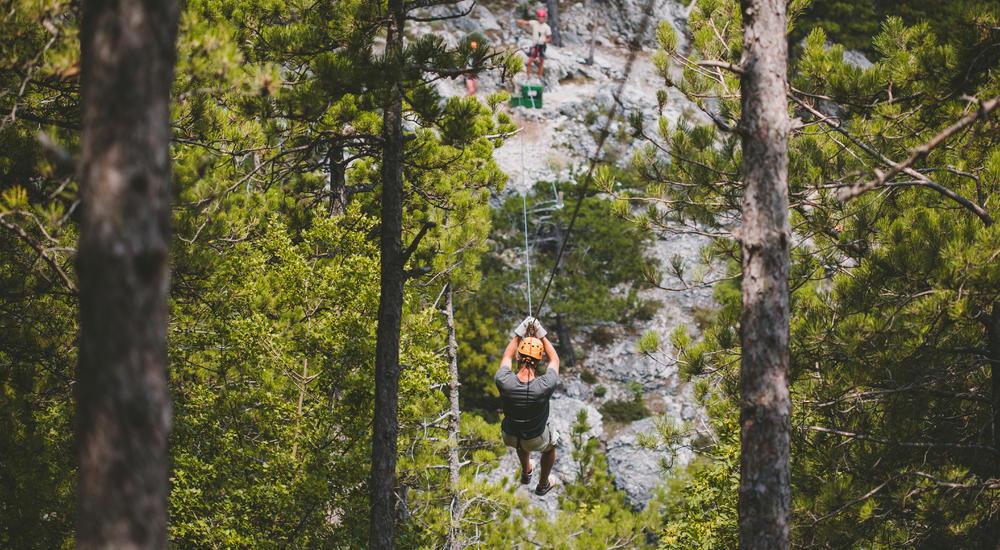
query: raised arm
[
  {"left": 541, "top": 336, "right": 559, "bottom": 375},
  {"left": 500, "top": 336, "right": 520, "bottom": 370}
]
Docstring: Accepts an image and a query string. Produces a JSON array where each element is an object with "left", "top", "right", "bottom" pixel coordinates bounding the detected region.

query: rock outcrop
[{"left": 444, "top": 0, "right": 713, "bottom": 516}]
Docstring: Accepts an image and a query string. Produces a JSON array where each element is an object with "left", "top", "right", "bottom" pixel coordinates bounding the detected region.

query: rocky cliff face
[{"left": 417, "top": 0, "right": 714, "bottom": 513}]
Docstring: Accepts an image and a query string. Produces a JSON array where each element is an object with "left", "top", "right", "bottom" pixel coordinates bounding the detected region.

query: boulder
[
  {"left": 606, "top": 417, "right": 675, "bottom": 509},
  {"left": 606, "top": 0, "right": 691, "bottom": 49}
]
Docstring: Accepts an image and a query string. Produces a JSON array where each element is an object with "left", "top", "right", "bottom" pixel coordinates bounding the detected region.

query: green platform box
[
  {"left": 522, "top": 85, "right": 543, "bottom": 108},
  {"left": 512, "top": 85, "right": 543, "bottom": 108}
]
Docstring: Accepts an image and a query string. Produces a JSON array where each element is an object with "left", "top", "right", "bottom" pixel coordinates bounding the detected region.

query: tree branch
[
  {"left": 402, "top": 221, "right": 437, "bottom": 263},
  {"left": 808, "top": 425, "right": 998, "bottom": 454},
  {"left": 0, "top": 213, "right": 77, "bottom": 293},
  {"left": 837, "top": 95, "right": 1000, "bottom": 205},
  {"left": 695, "top": 59, "right": 745, "bottom": 75},
  {"left": 788, "top": 91, "right": 995, "bottom": 225}
]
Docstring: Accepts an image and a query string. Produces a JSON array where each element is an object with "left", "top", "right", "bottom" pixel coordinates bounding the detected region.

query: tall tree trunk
[
  {"left": 444, "top": 284, "right": 463, "bottom": 550},
  {"left": 370, "top": 0, "right": 406, "bottom": 546},
  {"left": 737, "top": 1, "right": 791, "bottom": 549},
  {"left": 546, "top": 0, "right": 562, "bottom": 47},
  {"left": 76, "top": 1, "right": 178, "bottom": 548}
]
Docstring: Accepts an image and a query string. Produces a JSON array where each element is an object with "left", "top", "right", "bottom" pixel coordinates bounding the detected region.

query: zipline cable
[
  {"left": 522, "top": 193, "right": 532, "bottom": 315},
  {"left": 534, "top": 0, "right": 656, "bottom": 314},
  {"left": 520, "top": 110, "right": 533, "bottom": 316}
]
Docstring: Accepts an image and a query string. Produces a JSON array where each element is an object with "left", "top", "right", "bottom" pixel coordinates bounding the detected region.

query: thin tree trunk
[
  {"left": 292, "top": 358, "right": 308, "bottom": 461},
  {"left": 76, "top": 1, "right": 178, "bottom": 548},
  {"left": 737, "top": 1, "right": 791, "bottom": 549},
  {"left": 445, "top": 284, "right": 463, "bottom": 550},
  {"left": 988, "top": 306, "right": 1000, "bottom": 456},
  {"left": 586, "top": 23, "right": 598, "bottom": 66},
  {"left": 555, "top": 313, "right": 575, "bottom": 368},
  {"left": 329, "top": 145, "right": 347, "bottom": 215},
  {"left": 370, "top": 0, "right": 406, "bottom": 545},
  {"left": 546, "top": 0, "right": 562, "bottom": 47}
]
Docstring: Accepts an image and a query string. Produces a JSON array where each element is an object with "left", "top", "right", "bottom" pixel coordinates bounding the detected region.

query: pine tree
[
  {"left": 620, "top": 1, "right": 1000, "bottom": 547},
  {"left": 736, "top": 1, "right": 792, "bottom": 548},
  {"left": 76, "top": 0, "right": 178, "bottom": 547}
]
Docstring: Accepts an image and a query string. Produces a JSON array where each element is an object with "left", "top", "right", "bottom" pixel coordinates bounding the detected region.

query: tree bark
[
  {"left": 555, "top": 313, "right": 575, "bottom": 368},
  {"left": 76, "top": 0, "right": 178, "bottom": 549},
  {"left": 370, "top": 0, "right": 406, "bottom": 546},
  {"left": 329, "top": 144, "right": 347, "bottom": 215},
  {"left": 444, "top": 284, "right": 463, "bottom": 550},
  {"left": 737, "top": 1, "right": 791, "bottom": 549},
  {"left": 291, "top": 358, "right": 308, "bottom": 461},
  {"left": 988, "top": 306, "right": 1000, "bottom": 458},
  {"left": 546, "top": 0, "right": 562, "bottom": 47}
]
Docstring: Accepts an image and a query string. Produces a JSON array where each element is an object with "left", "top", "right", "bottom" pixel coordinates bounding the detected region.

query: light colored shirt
[{"left": 528, "top": 20, "right": 552, "bottom": 45}]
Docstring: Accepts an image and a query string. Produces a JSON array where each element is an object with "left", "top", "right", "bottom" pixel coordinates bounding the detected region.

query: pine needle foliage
[{"left": 611, "top": 0, "right": 1000, "bottom": 547}]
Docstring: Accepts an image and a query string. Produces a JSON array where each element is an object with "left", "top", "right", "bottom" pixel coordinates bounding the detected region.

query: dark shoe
[
  {"left": 535, "top": 480, "right": 554, "bottom": 495},
  {"left": 520, "top": 465, "right": 533, "bottom": 485}
]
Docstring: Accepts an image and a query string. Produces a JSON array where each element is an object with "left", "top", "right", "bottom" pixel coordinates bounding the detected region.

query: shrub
[
  {"left": 580, "top": 369, "right": 598, "bottom": 384},
  {"left": 599, "top": 393, "right": 650, "bottom": 423},
  {"left": 594, "top": 385, "right": 607, "bottom": 398},
  {"left": 589, "top": 326, "right": 615, "bottom": 348},
  {"left": 631, "top": 298, "right": 662, "bottom": 321}
]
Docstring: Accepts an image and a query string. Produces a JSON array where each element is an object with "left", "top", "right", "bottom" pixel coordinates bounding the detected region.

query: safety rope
[
  {"left": 534, "top": 0, "right": 656, "bottom": 314},
  {"left": 520, "top": 112, "right": 533, "bottom": 316}
]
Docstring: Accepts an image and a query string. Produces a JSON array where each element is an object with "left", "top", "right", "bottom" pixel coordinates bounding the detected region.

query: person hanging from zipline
[
  {"left": 515, "top": 10, "right": 552, "bottom": 81},
  {"left": 495, "top": 316, "right": 560, "bottom": 495}
]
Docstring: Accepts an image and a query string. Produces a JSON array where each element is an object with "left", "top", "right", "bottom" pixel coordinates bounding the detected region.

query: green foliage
[
  {"left": 594, "top": 385, "right": 607, "bottom": 398},
  {"left": 523, "top": 410, "right": 656, "bottom": 548},
  {"left": 169, "top": 206, "right": 384, "bottom": 547},
  {"left": 793, "top": 0, "right": 994, "bottom": 54},
  {"left": 630, "top": 1, "right": 1000, "bottom": 547},
  {"left": 580, "top": 368, "right": 598, "bottom": 384},
  {"left": 589, "top": 325, "right": 615, "bottom": 347},
  {"left": 638, "top": 329, "right": 660, "bottom": 354},
  {"left": 457, "top": 179, "right": 659, "bottom": 410},
  {"left": 599, "top": 393, "right": 652, "bottom": 424},
  {"left": 655, "top": 404, "right": 739, "bottom": 549},
  {"left": 0, "top": 1, "right": 81, "bottom": 546}
]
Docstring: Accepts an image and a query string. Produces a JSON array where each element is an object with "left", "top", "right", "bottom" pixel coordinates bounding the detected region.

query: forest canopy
[{"left": 2, "top": 0, "right": 1000, "bottom": 548}]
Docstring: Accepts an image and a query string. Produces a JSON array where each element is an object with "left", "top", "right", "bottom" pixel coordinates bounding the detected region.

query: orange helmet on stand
[{"left": 517, "top": 337, "right": 544, "bottom": 362}]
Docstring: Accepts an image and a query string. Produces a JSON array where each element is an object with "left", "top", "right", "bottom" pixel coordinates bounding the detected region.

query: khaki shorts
[{"left": 502, "top": 424, "right": 559, "bottom": 452}]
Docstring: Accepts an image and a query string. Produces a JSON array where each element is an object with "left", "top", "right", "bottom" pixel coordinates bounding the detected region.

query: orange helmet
[{"left": 517, "top": 337, "right": 544, "bottom": 362}]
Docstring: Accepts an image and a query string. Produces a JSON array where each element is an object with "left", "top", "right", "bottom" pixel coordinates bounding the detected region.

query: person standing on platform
[{"left": 516, "top": 10, "right": 552, "bottom": 80}]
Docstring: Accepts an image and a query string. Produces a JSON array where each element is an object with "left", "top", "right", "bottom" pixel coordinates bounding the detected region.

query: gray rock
[
  {"left": 474, "top": 4, "right": 501, "bottom": 31},
  {"left": 559, "top": 377, "right": 591, "bottom": 400},
  {"left": 606, "top": 417, "right": 675, "bottom": 509},
  {"left": 548, "top": 395, "right": 604, "bottom": 481},
  {"left": 608, "top": 0, "right": 690, "bottom": 49},
  {"left": 843, "top": 49, "right": 874, "bottom": 69}
]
